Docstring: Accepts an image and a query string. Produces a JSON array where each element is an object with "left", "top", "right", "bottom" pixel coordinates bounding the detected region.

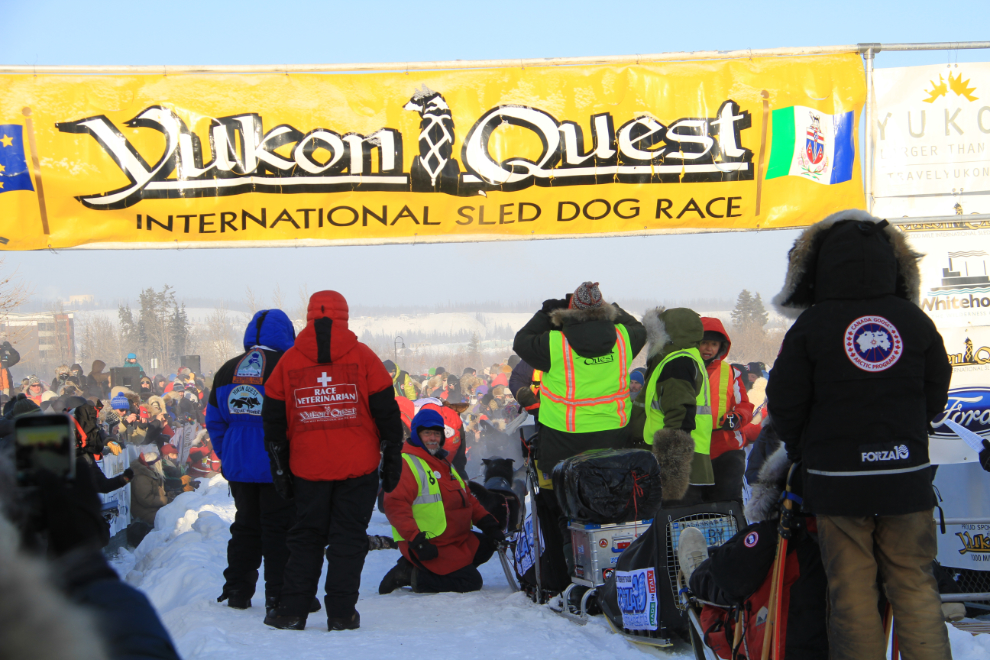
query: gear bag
[{"left": 552, "top": 448, "right": 663, "bottom": 524}]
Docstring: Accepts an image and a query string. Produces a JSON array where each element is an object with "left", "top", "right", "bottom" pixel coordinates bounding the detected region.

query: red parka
[
  {"left": 264, "top": 291, "right": 398, "bottom": 481},
  {"left": 384, "top": 443, "right": 490, "bottom": 576},
  {"left": 701, "top": 317, "right": 755, "bottom": 460}
]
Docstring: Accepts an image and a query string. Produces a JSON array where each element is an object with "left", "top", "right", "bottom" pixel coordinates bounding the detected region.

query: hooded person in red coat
[
  {"left": 699, "top": 317, "right": 754, "bottom": 504},
  {"left": 379, "top": 408, "right": 504, "bottom": 594},
  {"left": 261, "top": 291, "right": 404, "bottom": 632}
]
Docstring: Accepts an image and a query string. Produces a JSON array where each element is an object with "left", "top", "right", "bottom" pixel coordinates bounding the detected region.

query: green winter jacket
[{"left": 631, "top": 307, "right": 713, "bottom": 486}]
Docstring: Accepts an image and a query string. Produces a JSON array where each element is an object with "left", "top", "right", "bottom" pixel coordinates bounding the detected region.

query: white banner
[
  {"left": 911, "top": 228, "right": 990, "bottom": 328},
  {"left": 872, "top": 63, "right": 990, "bottom": 218},
  {"left": 907, "top": 228, "right": 990, "bottom": 464}
]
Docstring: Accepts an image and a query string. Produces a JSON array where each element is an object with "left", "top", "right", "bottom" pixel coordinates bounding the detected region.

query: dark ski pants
[
  {"left": 222, "top": 481, "right": 295, "bottom": 601},
  {"left": 279, "top": 471, "right": 378, "bottom": 618},
  {"left": 709, "top": 450, "right": 746, "bottom": 506},
  {"left": 413, "top": 532, "right": 494, "bottom": 593},
  {"left": 669, "top": 450, "right": 746, "bottom": 507},
  {"left": 817, "top": 511, "right": 951, "bottom": 660},
  {"left": 537, "top": 488, "right": 576, "bottom": 593}
]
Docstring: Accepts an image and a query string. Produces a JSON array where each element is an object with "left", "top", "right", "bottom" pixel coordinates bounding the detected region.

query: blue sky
[{"left": 1, "top": 0, "right": 988, "bottom": 309}]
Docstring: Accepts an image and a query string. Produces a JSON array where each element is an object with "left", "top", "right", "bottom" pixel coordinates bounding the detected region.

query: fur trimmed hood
[
  {"left": 548, "top": 303, "right": 618, "bottom": 327},
  {"left": 642, "top": 307, "right": 704, "bottom": 360},
  {"left": 772, "top": 209, "right": 922, "bottom": 319},
  {"left": 546, "top": 302, "right": 623, "bottom": 358},
  {"left": 744, "top": 445, "right": 791, "bottom": 523}
]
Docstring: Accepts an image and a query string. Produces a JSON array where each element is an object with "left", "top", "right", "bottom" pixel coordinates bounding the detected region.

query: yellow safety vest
[
  {"left": 540, "top": 326, "right": 633, "bottom": 433},
  {"left": 642, "top": 347, "right": 713, "bottom": 457},
  {"left": 391, "top": 453, "right": 465, "bottom": 542}
]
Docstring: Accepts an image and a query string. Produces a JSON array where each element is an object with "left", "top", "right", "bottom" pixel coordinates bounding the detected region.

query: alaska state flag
[
  {"left": 0, "top": 125, "right": 34, "bottom": 194},
  {"left": 765, "top": 106, "right": 854, "bottom": 185}
]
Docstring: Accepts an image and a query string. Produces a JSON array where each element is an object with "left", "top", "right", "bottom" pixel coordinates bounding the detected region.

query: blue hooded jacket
[
  {"left": 205, "top": 309, "right": 296, "bottom": 483},
  {"left": 408, "top": 408, "right": 448, "bottom": 459}
]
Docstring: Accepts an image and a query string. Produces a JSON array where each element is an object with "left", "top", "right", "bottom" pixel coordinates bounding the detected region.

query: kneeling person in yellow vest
[
  {"left": 636, "top": 307, "right": 712, "bottom": 505},
  {"left": 380, "top": 409, "right": 505, "bottom": 594}
]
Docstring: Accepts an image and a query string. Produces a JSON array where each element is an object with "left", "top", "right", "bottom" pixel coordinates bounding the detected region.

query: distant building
[
  {"left": 0, "top": 312, "right": 75, "bottom": 379},
  {"left": 67, "top": 294, "right": 95, "bottom": 305}
]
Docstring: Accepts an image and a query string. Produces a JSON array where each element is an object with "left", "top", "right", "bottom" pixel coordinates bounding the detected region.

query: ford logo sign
[{"left": 932, "top": 387, "right": 990, "bottom": 440}]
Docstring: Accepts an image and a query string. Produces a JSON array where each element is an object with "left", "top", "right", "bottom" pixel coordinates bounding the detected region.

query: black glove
[
  {"left": 476, "top": 514, "right": 506, "bottom": 548},
  {"left": 122, "top": 468, "right": 134, "bottom": 482},
  {"left": 722, "top": 413, "right": 741, "bottom": 431},
  {"left": 3, "top": 393, "right": 25, "bottom": 417},
  {"left": 409, "top": 531, "right": 439, "bottom": 561},
  {"left": 540, "top": 298, "right": 569, "bottom": 314},
  {"left": 380, "top": 443, "right": 403, "bottom": 493},
  {"left": 266, "top": 439, "right": 294, "bottom": 500},
  {"left": 980, "top": 439, "right": 990, "bottom": 473},
  {"left": 272, "top": 472, "right": 294, "bottom": 501}
]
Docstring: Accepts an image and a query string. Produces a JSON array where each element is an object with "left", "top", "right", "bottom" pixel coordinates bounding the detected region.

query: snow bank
[{"left": 112, "top": 478, "right": 988, "bottom": 660}]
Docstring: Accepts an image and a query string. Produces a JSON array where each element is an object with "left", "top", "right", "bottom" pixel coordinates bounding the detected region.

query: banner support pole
[
  {"left": 20, "top": 107, "right": 50, "bottom": 238},
  {"left": 863, "top": 47, "right": 875, "bottom": 214}
]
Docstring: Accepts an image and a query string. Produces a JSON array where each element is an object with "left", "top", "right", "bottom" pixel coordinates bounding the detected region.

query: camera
[{"left": 15, "top": 413, "right": 77, "bottom": 488}]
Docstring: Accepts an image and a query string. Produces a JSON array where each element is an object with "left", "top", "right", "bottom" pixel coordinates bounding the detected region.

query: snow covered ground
[{"left": 112, "top": 477, "right": 990, "bottom": 660}]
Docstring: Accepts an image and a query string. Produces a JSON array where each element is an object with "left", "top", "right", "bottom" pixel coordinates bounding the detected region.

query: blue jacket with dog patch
[{"left": 206, "top": 310, "right": 296, "bottom": 483}]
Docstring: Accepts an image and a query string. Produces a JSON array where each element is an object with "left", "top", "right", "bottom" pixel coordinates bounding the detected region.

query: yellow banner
[{"left": 0, "top": 54, "right": 865, "bottom": 250}]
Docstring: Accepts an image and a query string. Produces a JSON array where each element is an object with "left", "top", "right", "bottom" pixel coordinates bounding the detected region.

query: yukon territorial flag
[
  {"left": 765, "top": 106, "right": 854, "bottom": 185},
  {"left": 0, "top": 125, "right": 34, "bottom": 194}
]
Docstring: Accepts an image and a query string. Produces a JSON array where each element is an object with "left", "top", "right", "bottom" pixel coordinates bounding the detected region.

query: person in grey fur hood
[{"left": 766, "top": 209, "right": 952, "bottom": 660}]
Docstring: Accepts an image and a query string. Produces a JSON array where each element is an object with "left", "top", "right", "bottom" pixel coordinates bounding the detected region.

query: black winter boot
[
  {"left": 327, "top": 611, "right": 360, "bottom": 631},
  {"left": 263, "top": 610, "right": 307, "bottom": 630},
  {"left": 378, "top": 557, "right": 413, "bottom": 594},
  {"left": 218, "top": 588, "right": 252, "bottom": 610},
  {"left": 267, "top": 597, "right": 321, "bottom": 617}
]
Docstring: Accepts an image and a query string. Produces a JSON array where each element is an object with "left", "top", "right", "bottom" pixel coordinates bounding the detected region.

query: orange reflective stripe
[
  {"left": 615, "top": 328, "right": 628, "bottom": 426},
  {"left": 541, "top": 387, "right": 630, "bottom": 407},
  {"left": 709, "top": 361, "right": 734, "bottom": 425},
  {"left": 562, "top": 335, "right": 576, "bottom": 432}
]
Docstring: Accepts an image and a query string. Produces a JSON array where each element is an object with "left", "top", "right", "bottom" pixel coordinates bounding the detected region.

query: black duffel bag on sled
[{"left": 552, "top": 448, "right": 663, "bottom": 524}]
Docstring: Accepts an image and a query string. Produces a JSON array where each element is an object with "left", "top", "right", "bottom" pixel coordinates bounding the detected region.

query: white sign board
[
  {"left": 933, "top": 462, "right": 990, "bottom": 571},
  {"left": 906, "top": 228, "right": 990, "bottom": 467},
  {"left": 513, "top": 515, "right": 544, "bottom": 577},
  {"left": 872, "top": 63, "right": 990, "bottom": 217},
  {"left": 98, "top": 452, "right": 131, "bottom": 537}
]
